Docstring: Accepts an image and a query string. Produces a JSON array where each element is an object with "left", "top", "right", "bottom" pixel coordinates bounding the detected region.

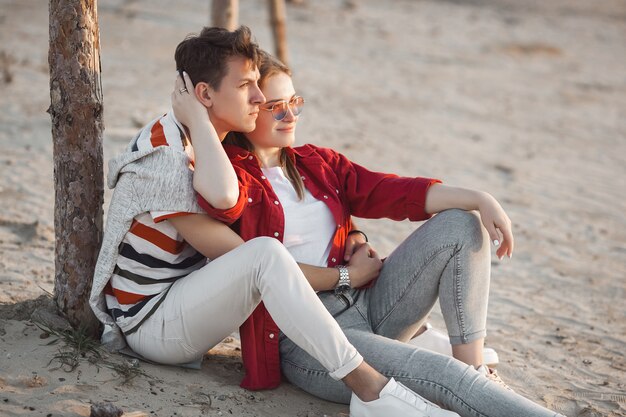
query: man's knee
[
  {"left": 246, "top": 236, "right": 284, "bottom": 252},
  {"left": 245, "top": 237, "right": 297, "bottom": 279}
]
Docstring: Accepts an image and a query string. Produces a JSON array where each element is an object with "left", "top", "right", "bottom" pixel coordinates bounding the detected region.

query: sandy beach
[{"left": 1, "top": 0, "right": 625, "bottom": 416}]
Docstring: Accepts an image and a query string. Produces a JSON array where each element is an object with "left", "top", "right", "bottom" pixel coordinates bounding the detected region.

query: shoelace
[
  {"left": 477, "top": 366, "right": 513, "bottom": 391},
  {"left": 486, "top": 368, "right": 512, "bottom": 390}
]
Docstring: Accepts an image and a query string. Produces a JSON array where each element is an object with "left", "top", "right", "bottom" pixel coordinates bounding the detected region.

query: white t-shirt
[{"left": 262, "top": 166, "right": 336, "bottom": 267}]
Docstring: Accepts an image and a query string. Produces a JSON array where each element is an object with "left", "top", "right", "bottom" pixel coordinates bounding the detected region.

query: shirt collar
[
  {"left": 223, "top": 144, "right": 251, "bottom": 160},
  {"left": 289, "top": 145, "right": 316, "bottom": 158},
  {"left": 223, "top": 144, "right": 316, "bottom": 162}
]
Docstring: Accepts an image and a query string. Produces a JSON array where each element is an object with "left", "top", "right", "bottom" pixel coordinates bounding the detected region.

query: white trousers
[{"left": 125, "top": 237, "right": 362, "bottom": 380}]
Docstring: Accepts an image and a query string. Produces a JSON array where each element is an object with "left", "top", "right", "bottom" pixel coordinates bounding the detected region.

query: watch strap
[{"left": 334, "top": 265, "right": 351, "bottom": 294}]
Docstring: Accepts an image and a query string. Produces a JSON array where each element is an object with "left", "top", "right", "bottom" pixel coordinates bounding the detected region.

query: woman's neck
[{"left": 255, "top": 147, "right": 282, "bottom": 168}]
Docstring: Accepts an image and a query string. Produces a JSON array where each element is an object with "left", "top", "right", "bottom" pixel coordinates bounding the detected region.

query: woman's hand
[
  {"left": 477, "top": 192, "right": 514, "bottom": 260},
  {"left": 346, "top": 243, "right": 383, "bottom": 287},
  {"left": 425, "top": 184, "right": 514, "bottom": 260},
  {"left": 344, "top": 231, "right": 368, "bottom": 262},
  {"left": 171, "top": 71, "right": 211, "bottom": 131}
]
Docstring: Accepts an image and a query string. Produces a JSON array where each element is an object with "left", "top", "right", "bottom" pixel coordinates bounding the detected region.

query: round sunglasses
[{"left": 261, "top": 96, "right": 305, "bottom": 121}]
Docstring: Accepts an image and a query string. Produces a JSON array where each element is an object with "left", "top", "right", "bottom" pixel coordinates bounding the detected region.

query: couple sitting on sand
[{"left": 89, "top": 26, "right": 565, "bottom": 417}]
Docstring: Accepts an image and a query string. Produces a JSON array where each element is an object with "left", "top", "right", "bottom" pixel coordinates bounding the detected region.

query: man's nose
[{"left": 251, "top": 84, "right": 265, "bottom": 105}]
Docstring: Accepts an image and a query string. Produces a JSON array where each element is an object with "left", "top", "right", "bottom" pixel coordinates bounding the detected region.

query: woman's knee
[
  {"left": 436, "top": 208, "right": 480, "bottom": 230},
  {"left": 436, "top": 209, "right": 486, "bottom": 250}
]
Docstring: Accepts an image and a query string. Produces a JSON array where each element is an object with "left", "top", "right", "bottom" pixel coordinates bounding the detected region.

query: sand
[{"left": 0, "top": 0, "right": 625, "bottom": 416}]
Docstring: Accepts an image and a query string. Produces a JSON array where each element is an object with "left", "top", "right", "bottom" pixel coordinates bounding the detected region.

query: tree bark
[
  {"left": 48, "top": 0, "right": 103, "bottom": 335},
  {"left": 269, "top": 0, "right": 289, "bottom": 65},
  {"left": 212, "top": 0, "right": 239, "bottom": 31}
]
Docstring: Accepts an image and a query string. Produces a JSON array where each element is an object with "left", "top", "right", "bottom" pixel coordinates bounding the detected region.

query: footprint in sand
[
  {"left": 0, "top": 218, "right": 38, "bottom": 244},
  {"left": 545, "top": 390, "right": 626, "bottom": 417},
  {"left": 493, "top": 163, "right": 515, "bottom": 184},
  {"left": 499, "top": 42, "right": 563, "bottom": 57}
]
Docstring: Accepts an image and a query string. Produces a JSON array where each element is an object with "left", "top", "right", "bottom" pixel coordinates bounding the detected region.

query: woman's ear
[{"left": 194, "top": 82, "right": 213, "bottom": 108}]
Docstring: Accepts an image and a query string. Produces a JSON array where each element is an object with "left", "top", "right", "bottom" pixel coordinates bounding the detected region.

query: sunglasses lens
[
  {"left": 269, "top": 97, "right": 304, "bottom": 121},
  {"left": 272, "top": 102, "right": 288, "bottom": 121},
  {"left": 291, "top": 97, "right": 304, "bottom": 116}
]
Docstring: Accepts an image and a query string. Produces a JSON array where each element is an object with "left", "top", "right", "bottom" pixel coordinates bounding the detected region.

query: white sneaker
[
  {"left": 350, "top": 377, "right": 460, "bottom": 417},
  {"left": 407, "top": 323, "right": 500, "bottom": 367}
]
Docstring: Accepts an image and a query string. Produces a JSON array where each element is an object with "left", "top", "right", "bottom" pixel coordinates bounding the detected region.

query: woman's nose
[{"left": 282, "top": 105, "right": 297, "bottom": 122}]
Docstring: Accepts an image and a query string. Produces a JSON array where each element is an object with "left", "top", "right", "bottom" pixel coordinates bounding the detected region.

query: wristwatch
[{"left": 334, "top": 265, "right": 351, "bottom": 294}]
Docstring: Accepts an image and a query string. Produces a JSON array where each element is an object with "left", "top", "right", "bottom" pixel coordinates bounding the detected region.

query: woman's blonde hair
[{"left": 224, "top": 50, "right": 305, "bottom": 200}]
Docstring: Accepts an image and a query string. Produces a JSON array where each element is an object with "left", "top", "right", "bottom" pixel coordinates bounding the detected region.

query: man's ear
[{"left": 194, "top": 82, "right": 213, "bottom": 108}]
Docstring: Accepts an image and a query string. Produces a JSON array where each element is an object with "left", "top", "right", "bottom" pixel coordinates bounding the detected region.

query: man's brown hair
[{"left": 175, "top": 25, "right": 260, "bottom": 90}]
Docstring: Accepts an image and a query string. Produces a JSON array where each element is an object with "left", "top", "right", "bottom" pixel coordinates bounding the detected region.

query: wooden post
[
  {"left": 48, "top": 0, "right": 103, "bottom": 334},
  {"left": 212, "top": 0, "right": 239, "bottom": 31},
  {"left": 269, "top": 0, "right": 289, "bottom": 65}
]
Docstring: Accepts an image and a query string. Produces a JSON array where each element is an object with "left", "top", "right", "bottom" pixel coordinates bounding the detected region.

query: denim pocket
[
  {"left": 318, "top": 291, "right": 350, "bottom": 317},
  {"left": 279, "top": 337, "right": 298, "bottom": 358}
]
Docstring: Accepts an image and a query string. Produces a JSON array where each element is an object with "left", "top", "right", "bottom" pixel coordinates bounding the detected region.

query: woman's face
[{"left": 245, "top": 72, "right": 299, "bottom": 151}]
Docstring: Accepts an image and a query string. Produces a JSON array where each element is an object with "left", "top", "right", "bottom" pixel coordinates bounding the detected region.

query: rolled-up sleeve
[
  {"left": 197, "top": 182, "right": 248, "bottom": 225},
  {"left": 404, "top": 177, "right": 442, "bottom": 221}
]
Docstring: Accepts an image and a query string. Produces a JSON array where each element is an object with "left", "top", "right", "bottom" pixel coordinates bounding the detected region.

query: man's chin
[{"left": 238, "top": 122, "right": 257, "bottom": 133}]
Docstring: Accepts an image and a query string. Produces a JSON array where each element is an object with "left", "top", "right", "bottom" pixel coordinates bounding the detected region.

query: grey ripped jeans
[{"left": 279, "top": 209, "right": 563, "bottom": 417}]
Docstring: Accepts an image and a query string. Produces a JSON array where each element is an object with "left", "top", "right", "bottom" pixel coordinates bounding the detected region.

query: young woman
[{"left": 177, "top": 50, "right": 566, "bottom": 417}]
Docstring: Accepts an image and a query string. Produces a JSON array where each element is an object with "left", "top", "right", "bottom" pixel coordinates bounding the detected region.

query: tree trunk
[
  {"left": 269, "top": 0, "right": 289, "bottom": 65},
  {"left": 212, "top": 0, "right": 239, "bottom": 31},
  {"left": 48, "top": 0, "right": 103, "bottom": 335}
]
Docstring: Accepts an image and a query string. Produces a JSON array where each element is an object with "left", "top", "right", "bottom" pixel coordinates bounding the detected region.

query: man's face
[{"left": 207, "top": 56, "right": 265, "bottom": 138}]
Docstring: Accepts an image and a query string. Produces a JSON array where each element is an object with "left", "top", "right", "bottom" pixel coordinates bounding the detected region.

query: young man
[{"left": 90, "top": 26, "right": 459, "bottom": 417}]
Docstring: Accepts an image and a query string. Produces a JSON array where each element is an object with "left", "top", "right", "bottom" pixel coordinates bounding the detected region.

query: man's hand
[
  {"left": 425, "top": 184, "right": 514, "bottom": 260},
  {"left": 171, "top": 71, "right": 213, "bottom": 132}
]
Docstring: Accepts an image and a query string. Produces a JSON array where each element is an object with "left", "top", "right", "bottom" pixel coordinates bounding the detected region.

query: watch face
[{"left": 335, "top": 283, "right": 350, "bottom": 294}]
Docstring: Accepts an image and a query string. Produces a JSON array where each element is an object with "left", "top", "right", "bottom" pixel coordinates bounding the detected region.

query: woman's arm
[
  {"left": 425, "top": 184, "right": 514, "bottom": 259},
  {"left": 172, "top": 72, "right": 239, "bottom": 209},
  {"left": 319, "top": 145, "right": 441, "bottom": 222}
]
